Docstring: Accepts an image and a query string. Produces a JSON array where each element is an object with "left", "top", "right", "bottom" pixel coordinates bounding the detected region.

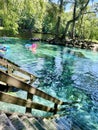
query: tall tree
[
  {"left": 61, "top": 0, "right": 90, "bottom": 40},
  {"left": 71, "top": 0, "right": 77, "bottom": 39},
  {"left": 55, "top": 0, "right": 64, "bottom": 39}
]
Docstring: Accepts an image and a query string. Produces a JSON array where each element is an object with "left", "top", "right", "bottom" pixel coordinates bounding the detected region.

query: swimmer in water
[{"left": 31, "top": 43, "right": 37, "bottom": 53}]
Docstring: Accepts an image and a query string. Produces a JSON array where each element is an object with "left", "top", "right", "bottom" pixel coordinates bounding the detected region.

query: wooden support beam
[
  {"left": 26, "top": 80, "right": 34, "bottom": 113},
  {"left": 26, "top": 92, "right": 33, "bottom": 113},
  {"left": 53, "top": 103, "right": 58, "bottom": 115}
]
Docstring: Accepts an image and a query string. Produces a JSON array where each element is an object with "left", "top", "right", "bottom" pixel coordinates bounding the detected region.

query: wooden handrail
[
  {"left": 0, "top": 71, "right": 78, "bottom": 114},
  {"left": 0, "top": 56, "right": 37, "bottom": 83},
  {"left": 0, "top": 57, "right": 63, "bottom": 114},
  {"left": 0, "top": 57, "right": 37, "bottom": 84},
  {"left": 0, "top": 91, "right": 54, "bottom": 113},
  {"left": 0, "top": 57, "right": 78, "bottom": 115},
  {"left": 0, "top": 71, "right": 63, "bottom": 105},
  {"left": 0, "top": 56, "right": 19, "bottom": 67},
  {"left": 0, "top": 70, "right": 62, "bottom": 114}
]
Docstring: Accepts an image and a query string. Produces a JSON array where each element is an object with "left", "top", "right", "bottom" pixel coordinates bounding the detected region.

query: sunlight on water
[{"left": 0, "top": 37, "right": 98, "bottom": 129}]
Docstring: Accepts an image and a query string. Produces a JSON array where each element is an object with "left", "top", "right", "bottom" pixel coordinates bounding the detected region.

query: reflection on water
[{"left": 0, "top": 38, "right": 98, "bottom": 129}]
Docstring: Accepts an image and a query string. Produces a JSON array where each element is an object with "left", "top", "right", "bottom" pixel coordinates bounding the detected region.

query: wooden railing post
[
  {"left": 6, "top": 64, "right": 12, "bottom": 92},
  {"left": 26, "top": 92, "right": 33, "bottom": 113},
  {"left": 26, "top": 80, "right": 34, "bottom": 113},
  {"left": 53, "top": 103, "right": 58, "bottom": 115}
]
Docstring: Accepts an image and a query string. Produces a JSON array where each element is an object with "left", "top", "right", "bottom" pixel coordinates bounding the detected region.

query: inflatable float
[{"left": 0, "top": 44, "right": 10, "bottom": 56}]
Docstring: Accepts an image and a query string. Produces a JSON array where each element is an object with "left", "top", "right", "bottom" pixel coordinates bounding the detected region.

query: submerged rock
[
  {"left": 74, "top": 51, "right": 85, "bottom": 58},
  {"left": 66, "top": 49, "right": 85, "bottom": 58}
]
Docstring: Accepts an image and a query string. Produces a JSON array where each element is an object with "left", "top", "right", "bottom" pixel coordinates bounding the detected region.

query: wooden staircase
[
  {"left": 0, "top": 56, "right": 81, "bottom": 130},
  {"left": 0, "top": 111, "right": 82, "bottom": 130}
]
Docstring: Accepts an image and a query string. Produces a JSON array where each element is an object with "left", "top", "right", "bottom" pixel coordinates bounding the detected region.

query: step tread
[
  {"left": 29, "top": 117, "right": 46, "bottom": 130},
  {"left": 0, "top": 113, "right": 16, "bottom": 130},
  {"left": 21, "top": 116, "right": 37, "bottom": 130},
  {"left": 0, "top": 112, "right": 82, "bottom": 130},
  {"left": 9, "top": 114, "right": 27, "bottom": 130}
]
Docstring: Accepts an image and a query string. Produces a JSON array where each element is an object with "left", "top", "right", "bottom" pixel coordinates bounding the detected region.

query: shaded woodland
[{"left": 0, "top": 0, "right": 98, "bottom": 44}]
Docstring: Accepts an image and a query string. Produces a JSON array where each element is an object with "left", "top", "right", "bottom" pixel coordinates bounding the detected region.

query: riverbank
[
  {"left": 0, "top": 28, "right": 98, "bottom": 51},
  {"left": 30, "top": 37, "right": 98, "bottom": 52}
]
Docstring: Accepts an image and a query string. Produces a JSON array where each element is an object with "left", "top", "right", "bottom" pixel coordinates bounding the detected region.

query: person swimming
[
  {"left": 0, "top": 44, "right": 7, "bottom": 51},
  {"left": 25, "top": 43, "right": 37, "bottom": 53},
  {"left": 0, "top": 44, "right": 10, "bottom": 57}
]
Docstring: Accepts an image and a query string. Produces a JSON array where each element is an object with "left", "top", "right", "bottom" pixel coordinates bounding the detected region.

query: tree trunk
[
  {"left": 61, "top": 0, "right": 89, "bottom": 41},
  {"left": 71, "top": 0, "right": 77, "bottom": 39},
  {"left": 55, "top": 0, "right": 63, "bottom": 39}
]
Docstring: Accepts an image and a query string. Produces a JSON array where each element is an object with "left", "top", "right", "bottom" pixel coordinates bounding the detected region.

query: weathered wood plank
[
  {"left": 0, "top": 110, "right": 36, "bottom": 118},
  {"left": 10, "top": 73, "right": 29, "bottom": 82},
  {"left": 0, "top": 57, "right": 36, "bottom": 81},
  {"left": 0, "top": 113, "right": 16, "bottom": 130},
  {"left": 0, "top": 71, "right": 63, "bottom": 105},
  {"left": 12, "top": 67, "right": 36, "bottom": 81},
  {"left": 0, "top": 62, "right": 36, "bottom": 83},
  {"left": 0, "top": 91, "right": 54, "bottom": 113},
  {"left": 0, "top": 81, "right": 6, "bottom": 85},
  {"left": 26, "top": 81, "right": 34, "bottom": 113},
  {"left": 0, "top": 56, "right": 19, "bottom": 67}
]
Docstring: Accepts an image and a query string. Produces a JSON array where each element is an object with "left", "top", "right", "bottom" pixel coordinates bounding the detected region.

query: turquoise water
[{"left": 0, "top": 37, "right": 98, "bottom": 129}]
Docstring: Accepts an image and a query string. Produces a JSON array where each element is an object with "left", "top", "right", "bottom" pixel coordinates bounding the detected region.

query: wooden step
[
  {"left": 9, "top": 114, "right": 27, "bottom": 130},
  {"left": 43, "top": 118, "right": 58, "bottom": 130},
  {"left": 0, "top": 111, "right": 82, "bottom": 130},
  {"left": 29, "top": 117, "right": 46, "bottom": 130},
  {"left": 21, "top": 116, "right": 37, "bottom": 130},
  {"left": 48, "top": 118, "right": 65, "bottom": 130},
  {"left": 0, "top": 113, "right": 16, "bottom": 130}
]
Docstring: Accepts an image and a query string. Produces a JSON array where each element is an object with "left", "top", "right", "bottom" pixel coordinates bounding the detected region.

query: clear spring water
[{"left": 0, "top": 37, "right": 98, "bottom": 129}]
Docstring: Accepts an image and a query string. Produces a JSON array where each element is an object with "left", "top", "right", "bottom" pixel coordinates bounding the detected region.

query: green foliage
[
  {"left": 76, "top": 6, "right": 98, "bottom": 40},
  {"left": 0, "top": 0, "right": 20, "bottom": 35},
  {"left": 42, "top": 3, "right": 59, "bottom": 33},
  {"left": 0, "top": 0, "right": 98, "bottom": 41},
  {"left": 18, "top": 0, "right": 46, "bottom": 32}
]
